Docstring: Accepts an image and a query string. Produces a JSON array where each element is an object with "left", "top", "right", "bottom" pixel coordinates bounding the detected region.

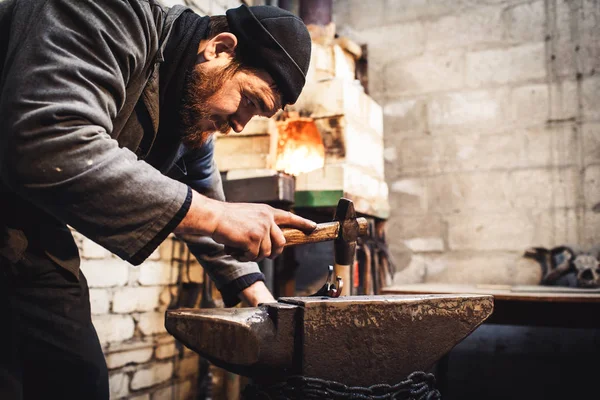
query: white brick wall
[
  {"left": 113, "top": 287, "right": 163, "bottom": 314},
  {"left": 90, "top": 289, "right": 111, "bottom": 315},
  {"left": 78, "top": 234, "right": 112, "bottom": 259},
  {"left": 95, "top": 314, "right": 136, "bottom": 344},
  {"left": 110, "top": 373, "right": 131, "bottom": 399},
  {"left": 155, "top": 342, "right": 177, "bottom": 360},
  {"left": 176, "top": 354, "right": 200, "bottom": 379},
  {"left": 81, "top": 259, "right": 130, "bottom": 288},
  {"left": 130, "top": 395, "right": 150, "bottom": 400},
  {"left": 137, "top": 312, "right": 169, "bottom": 336},
  {"left": 106, "top": 348, "right": 154, "bottom": 369},
  {"left": 131, "top": 362, "right": 174, "bottom": 390},
  {"left": 138, "top": 262, "right": 179, "bottom": 286},
  {"left": 149, "top": 380, "right": 193, "bottom": 400},
  {"left": 334, "top": 0, "right": 600, "bottom": 286},
  {"left": 84, "top": 237, "right": 206, "bottom": 399}
]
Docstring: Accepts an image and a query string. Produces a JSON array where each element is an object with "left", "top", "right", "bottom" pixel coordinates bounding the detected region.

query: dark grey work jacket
[{"left": 0, "top": 0, "right": 262, "bottom": 305}]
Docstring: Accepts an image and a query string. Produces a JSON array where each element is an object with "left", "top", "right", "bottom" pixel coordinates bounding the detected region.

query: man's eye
[
  {"left": 246, "top": 96, "right": 260, "bottom": 110},
  {"left": 243, "top": 96, "right": 253, "bottom": 107}
]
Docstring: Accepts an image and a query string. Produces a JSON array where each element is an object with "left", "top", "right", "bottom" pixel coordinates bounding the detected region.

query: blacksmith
[{"left": 0, "top": 1, "right": 314, "bottom": 398}]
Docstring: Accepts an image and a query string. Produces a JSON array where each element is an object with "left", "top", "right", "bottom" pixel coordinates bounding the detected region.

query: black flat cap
[{"left": 226, "top": 4, "right": 311, "bottom": 106}]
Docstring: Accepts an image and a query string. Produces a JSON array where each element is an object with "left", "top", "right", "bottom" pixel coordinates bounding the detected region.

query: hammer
[
  {"left": 282, "top": 198, "right": 368, "bottom": 296},
  {"left": 180, "top": 199, "right": 368, "bottom": 295}
]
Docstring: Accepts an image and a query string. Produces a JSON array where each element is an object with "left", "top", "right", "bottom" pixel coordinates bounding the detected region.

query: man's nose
[{"left": 230, "top": 113, "right": 253, "bottom": 133}]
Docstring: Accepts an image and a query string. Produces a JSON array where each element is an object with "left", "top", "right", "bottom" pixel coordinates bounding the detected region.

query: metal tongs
[{"left": 310, "top": 265, "right": 343, "bottom": 298}]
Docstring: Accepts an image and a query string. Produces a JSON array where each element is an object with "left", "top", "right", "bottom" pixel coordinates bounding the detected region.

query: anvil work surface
[
  {"left": 384, "top": 283, "right": 600, "bottom": 328},
  {"left": 166, "top": 294, "right": 494, "bottom": 386}
]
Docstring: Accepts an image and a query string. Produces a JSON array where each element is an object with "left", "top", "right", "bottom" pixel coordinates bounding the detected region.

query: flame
[{"left": 274, "top": 118, "right": 325, "bottom": 176}]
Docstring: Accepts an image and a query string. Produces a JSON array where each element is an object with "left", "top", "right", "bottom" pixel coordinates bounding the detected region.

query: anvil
[{"left": 165, "top": 294, "right": 494, "bottom": 386}]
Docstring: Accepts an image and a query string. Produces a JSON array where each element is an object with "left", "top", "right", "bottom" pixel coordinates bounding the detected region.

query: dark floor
[{"left": 436, "top": 324, "right": 600, "bottom": 400}]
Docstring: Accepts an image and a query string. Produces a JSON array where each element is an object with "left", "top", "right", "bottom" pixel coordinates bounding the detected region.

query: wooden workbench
[{"left": 382, "top": 283, "right": 600, "bottom": 329}]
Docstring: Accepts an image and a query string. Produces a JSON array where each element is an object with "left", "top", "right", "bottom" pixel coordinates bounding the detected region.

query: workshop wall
[
  {"left": 332, "top": 0, "right": 600, "bottom": 285},
  {"left": 76, "top": 232, "right": 207, "bottom": 400}
]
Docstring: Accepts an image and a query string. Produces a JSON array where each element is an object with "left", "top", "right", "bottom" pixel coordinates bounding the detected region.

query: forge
[
  {"left": 212, "top": 20, "right": 391, "bottom": 298},
  {"left": 213, "top": 2, "right": 388, "bottom": 220}
]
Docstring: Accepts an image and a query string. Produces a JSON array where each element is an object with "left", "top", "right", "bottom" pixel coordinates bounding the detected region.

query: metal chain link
[{"left": 242, "top": 371, "right": 441, "bottom": 400}]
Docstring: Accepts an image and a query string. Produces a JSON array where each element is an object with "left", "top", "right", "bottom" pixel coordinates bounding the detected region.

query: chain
[{"left": 242, "top": 371, "right": 441, "bottom": 400}]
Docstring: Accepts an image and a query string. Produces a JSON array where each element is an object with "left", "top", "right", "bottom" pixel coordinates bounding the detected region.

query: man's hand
[
  {"left": 175, "top": 190, "right": 316, "bottom": 262},
  {"left": 239, "top": 280, "right": 276, "bottom": 306}
]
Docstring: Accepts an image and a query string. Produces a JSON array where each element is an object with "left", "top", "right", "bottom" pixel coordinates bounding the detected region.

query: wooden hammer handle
[{"left": 282, "top": 217, "right": 369, "bottom": 247}]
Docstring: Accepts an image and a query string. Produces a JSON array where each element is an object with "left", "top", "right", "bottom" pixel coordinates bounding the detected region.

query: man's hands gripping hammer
[{"left": 174, "top": 189, "right": 317, "bottom": 262}]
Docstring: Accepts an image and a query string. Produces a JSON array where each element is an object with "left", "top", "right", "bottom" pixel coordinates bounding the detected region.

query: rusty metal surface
[
  {"left": 165, "top": 304, "right": 297, "bottom": 379},
  {"left": 280, "top": 295, "right": 494, "bottom": 386},
  {"left": 165, "top": 294, "right": 494, "bottom": 386}
]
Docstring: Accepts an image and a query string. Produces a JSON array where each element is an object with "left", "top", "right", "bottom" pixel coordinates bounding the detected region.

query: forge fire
[{"left": 274, "top": 117, "right": 325, "bottom": 176}]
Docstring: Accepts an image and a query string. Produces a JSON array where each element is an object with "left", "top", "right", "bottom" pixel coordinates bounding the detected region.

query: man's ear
[{"left": 201, "top": 32, "right": 238, "bottom": 61}]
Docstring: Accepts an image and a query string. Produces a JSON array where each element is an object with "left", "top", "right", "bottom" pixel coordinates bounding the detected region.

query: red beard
[{"left": 180, "top": 62, "right": 239, "bottom": 149}]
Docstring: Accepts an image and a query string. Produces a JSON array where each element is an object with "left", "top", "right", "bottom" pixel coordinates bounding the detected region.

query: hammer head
[{"left": 333, "top": 198, "right": 360, "bottom": 266}]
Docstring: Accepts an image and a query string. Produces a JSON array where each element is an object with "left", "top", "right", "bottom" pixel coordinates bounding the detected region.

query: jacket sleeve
[
  {"left": 177, "top": 137, "right": 265, "bottom": 307},
  {"left": 0, "top": 0, "right": 190, "bottom": 265}
]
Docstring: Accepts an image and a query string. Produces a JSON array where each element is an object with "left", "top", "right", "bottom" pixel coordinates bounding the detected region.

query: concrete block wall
[{"left": 333, "top": 0, "right": 600, "bottom": 286}]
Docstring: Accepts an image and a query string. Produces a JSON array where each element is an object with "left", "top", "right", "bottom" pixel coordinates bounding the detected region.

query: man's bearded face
[
  {"left": 180, "top": 60, "right": 282, "bottom": 149},
  {"left": 180, "top": 63, "right": 237, "bottom": 149}
]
